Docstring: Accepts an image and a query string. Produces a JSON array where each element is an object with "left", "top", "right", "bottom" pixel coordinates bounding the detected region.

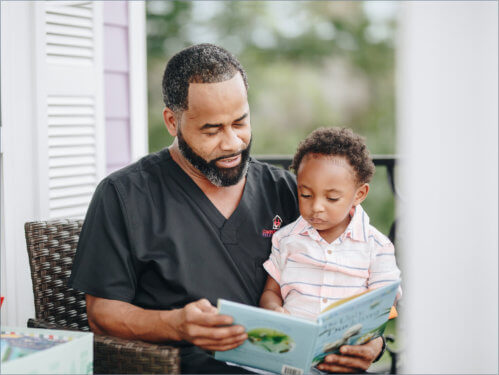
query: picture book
[
  {"left": 215, "top": 281, "right": 400, "bottom": 375},
  {"left": 0, "top": 327, "right": 93, "bottom": 374},
  {"left": 1, "top": 331, "right": 70, "bottom": 362}
]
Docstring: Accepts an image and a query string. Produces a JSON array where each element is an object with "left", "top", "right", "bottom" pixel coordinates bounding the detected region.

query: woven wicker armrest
[
  {"left": 28, "top": 318, "right": 180, "bottom": 374},
  {"left": 28, "top": 318, "right": 72, "bottom": 330}
]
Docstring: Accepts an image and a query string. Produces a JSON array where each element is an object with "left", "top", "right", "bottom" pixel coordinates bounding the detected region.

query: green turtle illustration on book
[{"left": 247, "top": 328, "right": 295, "bottom": 353}]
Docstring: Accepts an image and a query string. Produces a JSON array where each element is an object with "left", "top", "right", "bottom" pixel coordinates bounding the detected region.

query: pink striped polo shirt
[{"left": 263, "top": 205, "right": 402, "bottom": 319}]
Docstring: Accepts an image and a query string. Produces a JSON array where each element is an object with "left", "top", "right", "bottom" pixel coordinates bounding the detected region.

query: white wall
[
  {"left": 1, "top": 1, "right": 148, "bottom": 328},
  {"left": 397, "top": 1, "right": 498, "bottom": 373},
  {"left": 128, "top": 1, "right": 149, "bottom": 160},
  {"left": 0, "top": 0, "right": 108, "bottom": 326},
  {"left": 1, "top": 1, "right": 38, "bottom": 327}
]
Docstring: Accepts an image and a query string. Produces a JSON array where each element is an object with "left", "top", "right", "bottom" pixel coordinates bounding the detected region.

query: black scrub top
[{"left": 68, "top": 148, "right": 299, "bottom": 311}]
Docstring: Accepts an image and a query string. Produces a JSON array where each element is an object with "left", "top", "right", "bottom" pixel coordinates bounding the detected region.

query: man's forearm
[
  {"left": 86, "top": 295, "right": 248, "bottom": 351},
  {"left": 86, "top": 295, "right": 181, "bottom": 342}
]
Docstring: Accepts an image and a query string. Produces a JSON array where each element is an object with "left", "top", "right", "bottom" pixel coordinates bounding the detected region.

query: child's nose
[{"left": 312, "top": 199, "right": 325, "bottom": 213}]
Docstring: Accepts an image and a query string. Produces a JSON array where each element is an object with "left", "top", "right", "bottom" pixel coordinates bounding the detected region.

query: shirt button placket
[{"left": 322, "top": 245, "right": 333, "bottom": 308}]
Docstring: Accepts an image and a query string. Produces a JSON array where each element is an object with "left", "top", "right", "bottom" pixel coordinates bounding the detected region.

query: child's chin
[{"left": 314, "top": 224, "right": 332, "bottom": 232}]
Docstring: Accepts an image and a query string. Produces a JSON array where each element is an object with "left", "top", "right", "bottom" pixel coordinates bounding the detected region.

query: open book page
[{"left": 311, "top": 281, "right": 400, "bottom": 366}]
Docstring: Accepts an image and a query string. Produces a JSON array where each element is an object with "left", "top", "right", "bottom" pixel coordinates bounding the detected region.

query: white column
[
  {"left": 1, "top": 1, "right": 37, "bottom": 327},
  {"left": 1, "top": 0, "right": 107, "bottom": 326},
  {"left": 128, "top": 1, "right": 149, "bottom": 159},
  {"left": 397, "top": 1, "right": 498, "bottom": 373}
]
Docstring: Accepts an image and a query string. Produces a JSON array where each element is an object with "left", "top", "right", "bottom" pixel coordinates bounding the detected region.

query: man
[{"left": 69, "top": 44, "right": 383, "bottom": 373}]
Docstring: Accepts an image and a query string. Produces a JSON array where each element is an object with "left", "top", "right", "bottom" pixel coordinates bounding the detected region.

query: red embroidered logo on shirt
[
  {"left": 261, "top": 229, "right": 275, "bottom": 237},
  {"left": 273, "top": 215, "right": 282, "bottom": 230},
  {"left": 262, "top": 215, "right": 283, "bottom": 237}
]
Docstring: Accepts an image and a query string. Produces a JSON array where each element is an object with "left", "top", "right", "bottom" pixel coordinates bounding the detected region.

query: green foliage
[{"left": 146, "top": 1, "right": 398, "bottom": 234}]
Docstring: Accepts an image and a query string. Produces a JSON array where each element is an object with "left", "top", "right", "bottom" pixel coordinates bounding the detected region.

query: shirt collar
[
  {"left": 298, "top": 205, "right": 370, "bottom": 243},
  {"left": 298, "top": 218, "right": 323, "bottom": 242},
  {"left": 342, "top": 205, "right": 370, "bottom": 242}
]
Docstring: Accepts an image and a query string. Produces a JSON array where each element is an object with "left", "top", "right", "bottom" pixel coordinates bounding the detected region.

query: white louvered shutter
[{"left": 34, "top": 1, "right": 105, "bottom": 219}]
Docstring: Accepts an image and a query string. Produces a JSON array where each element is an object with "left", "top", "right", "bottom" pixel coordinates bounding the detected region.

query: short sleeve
[
  {"left": 68, "top": 178, "right": 137, "bottom": 302},
  {"left": 263, "top": 232, "right": 286, "bottom": 284},
  {"left": 368, "top": 240, "right": 402, "bottom": 300}
]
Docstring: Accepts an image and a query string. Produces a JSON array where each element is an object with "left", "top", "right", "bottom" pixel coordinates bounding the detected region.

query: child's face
[{"left": 297, "top": 154, "right": 368, "bottom": 242}]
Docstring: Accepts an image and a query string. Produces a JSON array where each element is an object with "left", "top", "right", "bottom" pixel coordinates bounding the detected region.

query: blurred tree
[{"left": 146, "top": 1, "right": 398, "bottom": 234}]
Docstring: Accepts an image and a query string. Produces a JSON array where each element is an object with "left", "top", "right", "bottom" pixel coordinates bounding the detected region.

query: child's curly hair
[{"left": 290, "top": 127, "right": 375, "bottom": 184}]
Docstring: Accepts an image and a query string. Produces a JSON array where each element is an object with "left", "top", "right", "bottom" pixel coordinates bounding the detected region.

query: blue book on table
[{"left": 215, "top": 281, "right": 400, "bottom": 375}]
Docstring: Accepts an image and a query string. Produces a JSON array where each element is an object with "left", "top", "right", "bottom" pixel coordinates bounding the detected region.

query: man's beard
[{"left": 177, "top": 130, "right": 252, "bottom": 187}]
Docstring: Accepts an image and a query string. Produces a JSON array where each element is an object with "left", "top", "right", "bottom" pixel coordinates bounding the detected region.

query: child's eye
[
  {"left": 300, "top": 194, "right": 311, "bottom": 199},
  {"left": 327, "top": 198, "right": 339, "bottom": 202}
]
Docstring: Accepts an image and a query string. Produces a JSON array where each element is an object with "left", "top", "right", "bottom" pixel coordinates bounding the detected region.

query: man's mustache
[{"left": 209, "top": 149, "right": 245, "bottom": 164}]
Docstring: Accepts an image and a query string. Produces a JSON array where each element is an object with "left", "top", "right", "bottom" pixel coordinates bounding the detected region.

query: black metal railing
[{"left": 256, "top": 154, "right": 397, "bottom": 195}]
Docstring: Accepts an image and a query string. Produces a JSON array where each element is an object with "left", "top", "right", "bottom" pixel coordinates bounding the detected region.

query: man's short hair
[
  {"left": 162, "top": 43, "right": 248, "bottom": 113},
  {"left": 290, "top": 127, "right": 375, "bottom": 185}
]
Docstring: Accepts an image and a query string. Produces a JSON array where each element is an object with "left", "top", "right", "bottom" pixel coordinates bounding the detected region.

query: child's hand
[{"left": 272, "top": 306, "right": 290, "bottom": 314}]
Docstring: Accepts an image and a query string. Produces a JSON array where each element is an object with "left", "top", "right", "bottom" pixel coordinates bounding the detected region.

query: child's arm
[
  {"left": 259, "top": 276, "right": 288, "bottom": 313},
  {"left": 368, "top": 235, "right": 402, "bottom": 301}
]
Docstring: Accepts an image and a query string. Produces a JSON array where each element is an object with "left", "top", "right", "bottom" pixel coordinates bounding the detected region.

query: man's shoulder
[
  {"left": 248, "top": 158, "right": 296, "bottom": 184},
  {"left": 247, "top": 158, "right": 299, "bottom": 223},
  {"left": 105, "top": 148, "right": 171, "bottom": 185},
  {"left": 248, "top": 158, "right": 298, "bottom": 208}
]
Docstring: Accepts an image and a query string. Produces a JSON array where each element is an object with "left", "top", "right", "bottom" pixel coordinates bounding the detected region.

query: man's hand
[
  {"left": 316, "top": 336, "right": 383, "bottom": 373},
  {"left": 86, "top": 295, "right": 246, "bottom": 351},
  {"left": 169, "top": 298, "right": 247, "bottom": 351}
]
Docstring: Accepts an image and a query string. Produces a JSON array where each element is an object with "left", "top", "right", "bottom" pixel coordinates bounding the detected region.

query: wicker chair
[{"left": 24, "top": 220, "right": 180, "bottom": 374}]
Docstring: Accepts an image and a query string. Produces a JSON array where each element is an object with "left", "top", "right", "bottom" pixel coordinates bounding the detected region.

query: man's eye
[{"left": 300, "top": 194, "right": 311, "bottom": 198}]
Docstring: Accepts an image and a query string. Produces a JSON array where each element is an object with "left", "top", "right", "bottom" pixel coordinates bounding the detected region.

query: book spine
[{"left": 305, "top": 324, "right": 321, "bottom": 370}]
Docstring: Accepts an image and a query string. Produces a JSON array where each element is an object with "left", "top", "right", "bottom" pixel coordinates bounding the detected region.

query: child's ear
[{"left": 353, "top": 183, "right": 369, "bottom": 206}]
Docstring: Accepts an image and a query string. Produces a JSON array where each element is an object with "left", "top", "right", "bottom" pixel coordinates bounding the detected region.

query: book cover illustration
[
  {"left": 215, "top": 300, "right": 318, "bottom": 374},
  {"left": 1, "top": 330, "right": 71, "bottom": 362},
  {"left": 215, "top": 281, "right": 400, "bottom": 375},
  {"left": 1, "top": 327, "right": 93, "bottom": 374},
  {"left": 247, "top": 328, "right": 295, "bottom": 353}
]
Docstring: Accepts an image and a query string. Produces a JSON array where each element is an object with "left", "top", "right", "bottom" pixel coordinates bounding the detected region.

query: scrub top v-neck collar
[{"left": 165, "top": 149, "right": 251, "bottom": 241}]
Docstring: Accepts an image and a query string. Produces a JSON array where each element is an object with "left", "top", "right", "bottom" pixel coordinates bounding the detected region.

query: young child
[{"left": 260, "top": 127, "right": 401, "bottom": 319}]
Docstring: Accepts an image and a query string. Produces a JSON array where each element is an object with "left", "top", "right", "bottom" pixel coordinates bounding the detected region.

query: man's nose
[{"left": 220, "top": 128, "right": 243, "bottom": 151}]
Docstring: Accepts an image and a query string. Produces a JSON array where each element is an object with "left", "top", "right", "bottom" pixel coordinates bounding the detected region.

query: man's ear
[
  {"left": 163, "top": 107, "right": 179, "bottom": 137},
  {"left": 353, "top": 183, "right": 369, "bottom": 206}
]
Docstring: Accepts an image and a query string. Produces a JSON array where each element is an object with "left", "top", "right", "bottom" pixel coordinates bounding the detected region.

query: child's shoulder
[
  {"left": 354, "top": 205, "right": 392, "bottom": 249},
  {"left": 366, "top": 224, "right": 393, "bottom": 248},
  {"left": 272, "top": 216, "right": 308, "bottom": 241}
]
